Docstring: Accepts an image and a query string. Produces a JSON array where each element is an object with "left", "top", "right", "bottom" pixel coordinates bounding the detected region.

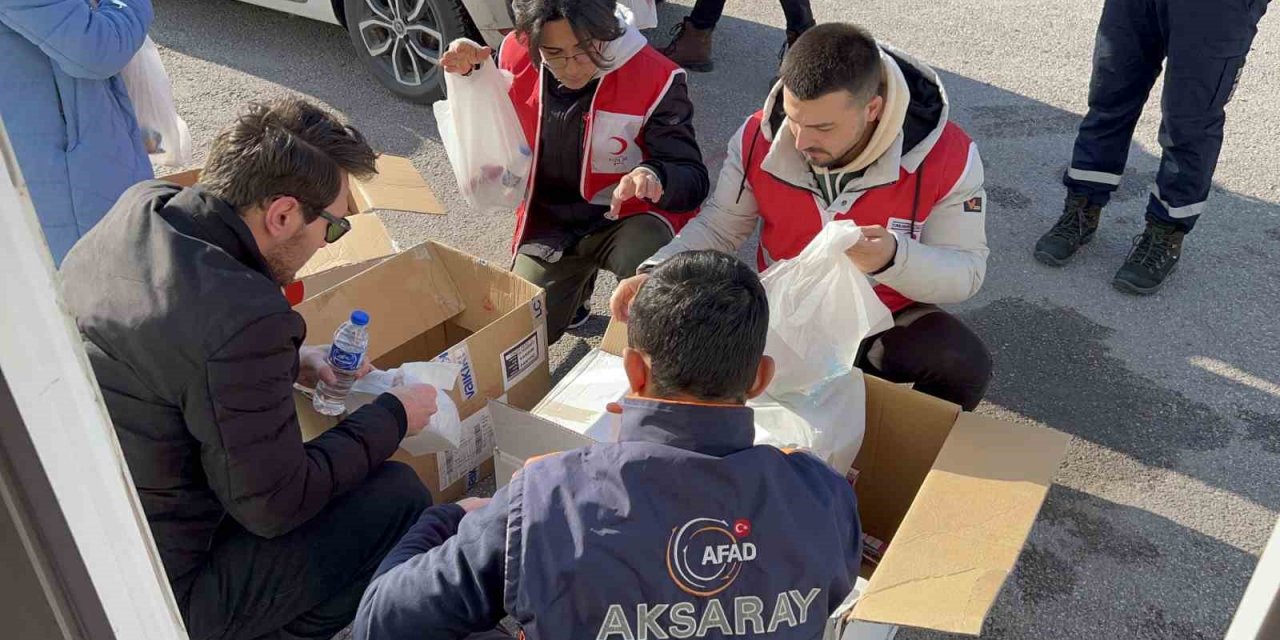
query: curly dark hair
[
  {"left": 200, "top": 98, "right": 378, "bottom": 220},
  {"left": 511, "top": 0, "right": 624, "bottom": 67}
]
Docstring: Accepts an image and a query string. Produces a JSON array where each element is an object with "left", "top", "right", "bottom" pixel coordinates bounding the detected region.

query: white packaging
[
  {"left": 433, "top": 44, "right": 531, "bottom": 213},
  {"left": 759, "top": 221, "right": 893, "bottom": 397},
  {"left": 532, "top": 349, "right": 865, "bottom": 471},
  {"left": 120, "top": 37, "right": 192, "bottom": 167},
  {"left": 350, "top": 361, "right": 465, "bottom": 453},
  {"left": 617, "top": 0, "right": 658, "bottom": 30}
]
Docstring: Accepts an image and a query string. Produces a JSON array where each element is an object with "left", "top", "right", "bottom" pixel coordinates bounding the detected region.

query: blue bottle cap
[{"left": 350, "top": 310, "right": 370, "bottom": 326}]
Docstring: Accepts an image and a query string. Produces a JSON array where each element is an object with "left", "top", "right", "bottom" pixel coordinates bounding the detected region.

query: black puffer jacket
[{"left": 59, "top": 182, "right": 408, "bottom": 585}]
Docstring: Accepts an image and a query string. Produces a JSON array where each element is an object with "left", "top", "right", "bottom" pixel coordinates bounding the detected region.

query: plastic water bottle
[{"left": 313, "top": 310, "right": 370, "bottom": 416}]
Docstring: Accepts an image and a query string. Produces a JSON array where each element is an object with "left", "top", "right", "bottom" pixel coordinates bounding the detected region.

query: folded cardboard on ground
[
  {"left": 160, "top": 155, "right": 443, "bottom": 283},
  {"left": 290, "top": 240, "right": 551, "bottom": 502},
  {"left": 494, "top": 319, "right": 1068, "bottom": 637}
]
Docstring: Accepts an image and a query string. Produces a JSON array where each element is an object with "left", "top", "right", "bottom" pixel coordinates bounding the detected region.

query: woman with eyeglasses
[{"left": 442, "top": 0, "right": 709, "bottom": 344}]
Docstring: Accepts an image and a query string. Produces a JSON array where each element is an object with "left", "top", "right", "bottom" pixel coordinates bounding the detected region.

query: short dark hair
[
  {"left": 780, "top": 23, "right": 883, "bottom": 103},
  {"left": 628, "top": 251, "right": 769, "bottom": 403},
  {"left": 512, "top": 0, "right": 624, "bottom": 67},
  {"left": 200, "top": 98, "right": 378, "bottom": 221}
]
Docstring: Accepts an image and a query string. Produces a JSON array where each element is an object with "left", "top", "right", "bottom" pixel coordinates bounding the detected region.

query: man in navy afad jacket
[{"left": 354, "top": 250, "right": 863, "bottom": 639}]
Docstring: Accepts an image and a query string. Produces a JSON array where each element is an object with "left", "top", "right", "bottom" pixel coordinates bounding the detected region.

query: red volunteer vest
[
  {"left": 498, "top": 33, "right": 695, "bottom": 252},
  {"left": 743, "top": 112, "right": 974, "bottom": 313}
]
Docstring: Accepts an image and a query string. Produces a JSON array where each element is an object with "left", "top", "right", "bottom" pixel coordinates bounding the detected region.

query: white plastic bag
[
  {"left": 759, "top": 221, "right": 894, "bottom": 396},
  {"left": 433, "top": 46, "right": 532, "bottom": 213},
  {"left": 750, "top": 371, "right": 868, "bottom": 476},
  {"left": 618, "top": 0, "right": 659, "bottom": 30},
  {"left": 748, "top": 222, "right": 894, "bottom": 472},
  {"left": 120, "top": 36, "right": 192, "bottom": 167}
]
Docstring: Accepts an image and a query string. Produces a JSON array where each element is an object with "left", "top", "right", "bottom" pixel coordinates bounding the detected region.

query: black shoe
[
  {"left": 1034, "top": 194, "right": 1103, "bottom": 266},
  {"left": 566, "top": 303, "right": 591, "bottom": 330},
  {"left": 1113, "top": 221, "right": 1184, "bottom": 295}
]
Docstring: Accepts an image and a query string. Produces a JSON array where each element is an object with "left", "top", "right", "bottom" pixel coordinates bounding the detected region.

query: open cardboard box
[
  {"left": 160, "top": 155, "right": 442, "bottom": 280},
  {"left": 491, "top": 320, "right": 1069, "bottom": 637},
  {"left": 291, "top": 241, "right": 552, "bottom": 502}
]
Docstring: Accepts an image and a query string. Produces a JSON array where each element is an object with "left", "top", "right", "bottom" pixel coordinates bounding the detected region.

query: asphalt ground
[{"left": 148, "top": 0, "right": 1280, "bottom": 637}]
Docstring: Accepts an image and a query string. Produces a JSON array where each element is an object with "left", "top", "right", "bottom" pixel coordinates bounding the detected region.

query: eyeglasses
[
  {"left": 313, "top": 208, "right": 351, "bottom": 244},
  {"left": 541, "top": 46, "right": 601, "bottom": 71}
]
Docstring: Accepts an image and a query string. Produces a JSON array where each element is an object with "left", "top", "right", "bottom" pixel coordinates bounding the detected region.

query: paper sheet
[
  {"left": 349, "top": 361, "right": 465, "bottom": 454},
  {"left": 400, "top": 391, "right": 462, "bottom": 456}
]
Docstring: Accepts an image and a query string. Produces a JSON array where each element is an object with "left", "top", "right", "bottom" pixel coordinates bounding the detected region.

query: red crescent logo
[{"left": 609, "top": 136, "right": 628, "bottom": 156}]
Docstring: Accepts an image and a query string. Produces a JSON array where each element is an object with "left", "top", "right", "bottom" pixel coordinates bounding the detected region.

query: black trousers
[
  {"left": 856, "top": 305, "right": 992, "bottom": 412},
  {"left": 1065, "top": 0, "right": 1268, "bottom": 232},
  {"left": 175, "top": 462, "right": 431, "bottom": 640},
  {"left": 689, "top": 0, "right": 815, "bottom": 32}
]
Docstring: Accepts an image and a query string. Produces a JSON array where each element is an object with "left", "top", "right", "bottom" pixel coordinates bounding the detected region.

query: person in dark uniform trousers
[{"left": 1034, "top": 0, "right": 1270, "bottom": 294}]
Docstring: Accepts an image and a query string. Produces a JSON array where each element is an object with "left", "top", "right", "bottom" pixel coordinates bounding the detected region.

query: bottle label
[{"left": 328, "top": 345, "right": 363, "bottom": 372}]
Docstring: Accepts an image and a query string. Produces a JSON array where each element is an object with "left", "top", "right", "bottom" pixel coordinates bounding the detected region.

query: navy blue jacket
[{"left": 355, "top": 397, "right": 862, "bottom": 639}]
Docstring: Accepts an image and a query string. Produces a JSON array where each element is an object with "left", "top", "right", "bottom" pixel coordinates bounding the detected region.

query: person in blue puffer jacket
[
  {"left": 354, "top": 250, "right": 863, "bottom": 640},
  {"left": 0, "top": 0, "right": 154, "bottom": 264}
]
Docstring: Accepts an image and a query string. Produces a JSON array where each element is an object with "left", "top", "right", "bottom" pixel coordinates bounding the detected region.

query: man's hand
[
  {"left": 388, "top": 384, "right": 439, "bottom": 437},
  {"left": 609, "top": 168, "right": 664, "bottom": 219},
  {"left": 846, "top": 225, "right": 898, "bottom": 274},
  {"left": 610, "top": 273, "right": 650, "bottom": 322},
  {"left": 297, "top": 345, "right": 374, "bottom": 389},
  {"left": 440, "top": 40, "right": 492, "bottom": 75},
  {"left": 457, "top": 497, "right": 491, "bottom": 513}
]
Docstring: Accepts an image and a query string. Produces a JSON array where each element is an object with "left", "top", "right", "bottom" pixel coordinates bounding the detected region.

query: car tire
[{"left": 343, "top": 0, "right": 474, "bottom": 104}]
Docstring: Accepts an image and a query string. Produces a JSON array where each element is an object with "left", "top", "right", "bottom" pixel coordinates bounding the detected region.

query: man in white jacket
[{"left": 612, "top": 23, "right": 992, "bottom": 410}]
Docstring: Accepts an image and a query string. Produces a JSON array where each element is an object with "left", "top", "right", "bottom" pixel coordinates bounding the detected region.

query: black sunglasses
[
  {"left": 277, "top": 195, "right": 351, "bottom": 244},
  {"left": 313, "top": 208, "right": 351, "bottom": 244}
]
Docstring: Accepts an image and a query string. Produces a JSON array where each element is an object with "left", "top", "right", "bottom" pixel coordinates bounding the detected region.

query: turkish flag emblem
[{"left": 733, "top": 519, "right": 752, "bottom": 538}]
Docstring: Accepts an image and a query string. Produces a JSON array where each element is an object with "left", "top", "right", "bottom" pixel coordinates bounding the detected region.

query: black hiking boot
[
  {"left": 1034, "top": 194, "right": 1103, "bottom": 266},
  {"left": 1112, "top": 221, "right": 1184, "bottom": 295}
]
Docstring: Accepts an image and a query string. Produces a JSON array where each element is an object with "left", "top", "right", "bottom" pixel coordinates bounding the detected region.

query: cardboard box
[
  {"left": 294, "top": 241, "right": 552, "bottom": 502},
  {"left": 160, "top": 155, "right": 442, "bottom": 281},
  {"left": 490, "top": 320, "right": 1069, "bottom": 637}
]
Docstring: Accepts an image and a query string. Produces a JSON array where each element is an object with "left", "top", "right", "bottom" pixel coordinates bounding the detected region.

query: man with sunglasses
[
  {"left": 59, "top": 98, "right": 441, "bottom": 640},
  {"left": 442, "top": 0, "right": 709, "bottom": 344}
]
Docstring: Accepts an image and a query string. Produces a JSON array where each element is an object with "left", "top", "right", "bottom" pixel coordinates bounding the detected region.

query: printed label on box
[
  {"left": 501, "top": 330, "right": 543, "bottom": 391},
  {"left": 437, "top": 407, "right": 494, "bottom": 489},
  {"left": 435, "top": 343, "right": 477, "bottom": 400}
]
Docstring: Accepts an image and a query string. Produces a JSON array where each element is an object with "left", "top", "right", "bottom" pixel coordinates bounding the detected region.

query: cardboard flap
[
  {"left": 435, "top": 242, "right": 542, "bottom": 331},
  {"left": 162, "top": 168, "right": 201, "bottom": 188},
  {"left": 295, "top": 243, "right": 464, "bottom": 360},
  {"left": 490, "top": 400, "right": 594, "bottom": 486},
  {"left": 296, "top": 214, "right": 397, "bottom": 280},
  {"left": 600, "top": 318, "right": 628, "bottom": 356},
  {"left": 853, "top": 413, "right": 1070, "bottom": 634},
  {"left": 352, "top": 155, "right": 443, "bottom": 215},
  {"left": 853, "top": 377, "right": 960, "bottom": 545},
  {"left": 296, "top": 256, "right": 391, "bottom": 302}
]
